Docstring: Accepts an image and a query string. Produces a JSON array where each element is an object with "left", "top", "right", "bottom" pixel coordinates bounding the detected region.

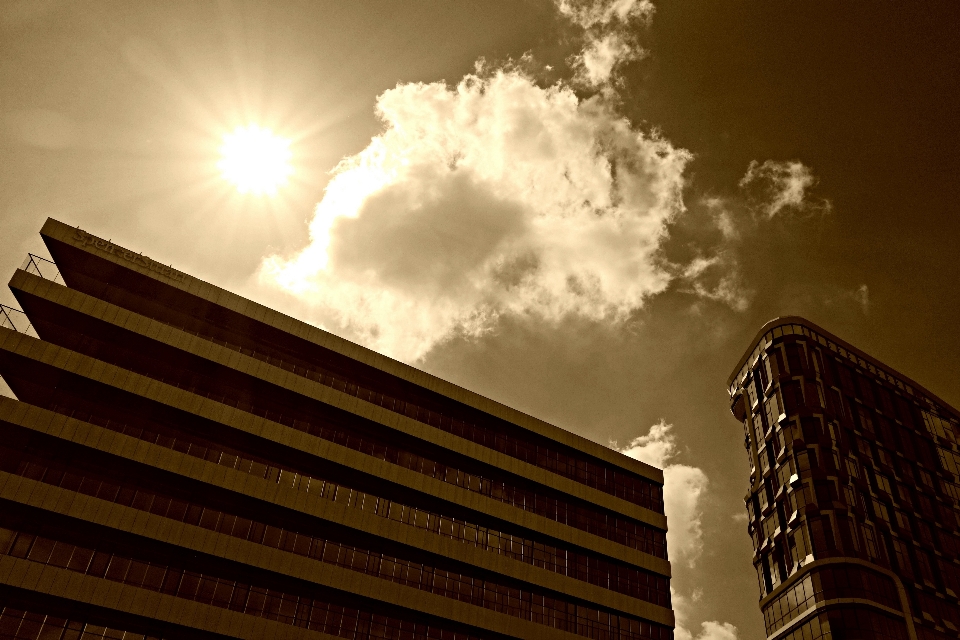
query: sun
[{"left": 218, "top": 125, "right": 292, "bottom": 195}]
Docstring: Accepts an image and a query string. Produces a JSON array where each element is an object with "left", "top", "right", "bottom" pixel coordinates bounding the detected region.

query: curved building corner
[{"left": 728, "top": 317, "right": 960, "bottom": 640}]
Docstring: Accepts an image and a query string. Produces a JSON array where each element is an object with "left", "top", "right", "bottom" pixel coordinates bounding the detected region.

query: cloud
[
  {"left": 739, "top": 159, "right": 832, "bottom": 218},
  {"left": 556, "top": 0, "right": 655, "bottom": 30},
  {"left": 678, "top": 253, "right": 752, "bottom": 313},
  {"left": 855, "top": 284, "right": 869, "bottom": 313},
  {"left": 661, "top": 160, "right": 832, "bottom": 315},
  {"left": 621, "top": 423, "right": 739, "bottom": 640},
  {"left": 617, "top": 420, "right": 708, "bottom": 567},
  {"left": 557, "top": 0, "right": 653, "bottom": 87},
  {"left": 260, "top": 70, "right": 690, "bottom": 361},
  {"left": 700, "top": 197, "right": 738, "bottom": 240},
  {"left": 676, "top": 621, "right": 740, "bottom": 640},
  {"left": 575, "top": 33, "right": 642, "bottom": 87}
]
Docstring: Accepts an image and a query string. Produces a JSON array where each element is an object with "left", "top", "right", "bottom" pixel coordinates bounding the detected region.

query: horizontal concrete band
[
  {"left": 0, "top": 328, "right": 670, "bottom": 577},
  {"left": 0, "top": 476, "right": 637, "bottom": 640},
  {"left": 10, "top": 269, "right": 665, "bottom": 529},
  {"left": 40, "top": 217, "right": 662, "bottom": 485},
  {"left": 761, "top": 558, "right": 917, "bottom": 640},
  {"left": 766, "top": 598, "right": 908, "bottom": 640},
  {"left": 0, "top": 397, "right": 674, "bottom": 625},
  {"left": 0, "top": 554, "right": 461, "bottom": 640}
]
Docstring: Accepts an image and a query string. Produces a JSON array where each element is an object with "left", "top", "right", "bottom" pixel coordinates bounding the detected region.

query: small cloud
[
  {"left": 676, "top": 622, "right": 740, "bottom": 640},
  {"left": 677, "top": 252, "right": 753, "bottom": 313},
  {"left": 673, "top": 588, "right": 740, "bottom": 640},
  {"left": 739, "top": 159, "right": 832, "bottom": 218},
  {"left": 574, "top": 33, "right": 644, "bottom": 87},
  {"left": 556, "top": 0, "right": 655, "bottom": 29},
  {"left": 557, "top": 0, "right": 654, "bottom": 86},
  {"left": 855, "top": 284, "right": 869, "bottom": 313},
  {"left": 701, "top": 197, "right": 739, "bottom": 240},
  {"left": 731, "top": 512, "right": 748, "bottom": 523}
]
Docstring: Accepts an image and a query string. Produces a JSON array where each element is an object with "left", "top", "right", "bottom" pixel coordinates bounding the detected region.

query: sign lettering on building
[{"left": 72, "top": 228, "right": 188, "bottom": 284}]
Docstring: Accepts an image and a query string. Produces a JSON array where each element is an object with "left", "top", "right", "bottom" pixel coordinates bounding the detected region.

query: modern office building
[
  {"left": 0, "top": 218, "right": 672, "bottom": 640},
  {"left": 729, "top": 317, "right": 960, "bottom": 640}
]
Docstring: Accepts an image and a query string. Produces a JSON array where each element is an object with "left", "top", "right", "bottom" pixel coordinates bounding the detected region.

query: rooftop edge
[
  {"left": 727, "top": 315, "right": 959, "bottom": 420},
  {"left": 37, "top": 217, "right": 665, "bottom": 484}
]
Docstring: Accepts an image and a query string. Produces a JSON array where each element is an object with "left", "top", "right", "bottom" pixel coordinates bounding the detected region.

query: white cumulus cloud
[
  {"left": 260, "top": 70, "right": 690, "bottom": 361},
  {"left": 739, "top": 159, "right": 832, "bottom": 218}
]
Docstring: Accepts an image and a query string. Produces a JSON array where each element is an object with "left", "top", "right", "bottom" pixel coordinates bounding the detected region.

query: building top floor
[
  {"left": 31, "top": 217, "right": 662, "bottom": 491},
  {"left": 728, "top": 316, "right": 959, "bottom": 426}
]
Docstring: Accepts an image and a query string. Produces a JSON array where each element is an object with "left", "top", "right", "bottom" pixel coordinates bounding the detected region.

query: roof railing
[
  {"left": 21, "top": 253, "right": 62, "bottom": 285},
  {"left": 0, "top": 303, "right": 38, "bottom": 338}
]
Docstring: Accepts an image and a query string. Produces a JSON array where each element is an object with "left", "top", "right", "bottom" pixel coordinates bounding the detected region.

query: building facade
[
  {"left": 0, "top": 218, "right": 673, "bottom": 640},
  {"left": 729, "top": 317, "right": 960, "bottom": 640}
]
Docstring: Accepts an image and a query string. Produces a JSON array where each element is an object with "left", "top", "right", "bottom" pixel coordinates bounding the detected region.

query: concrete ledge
[
  {"left": 0, "top": 332, "right": 670, "bottom": 574},
  {"left": 0, "top": 397, "right": 674, "bottom": 626}
]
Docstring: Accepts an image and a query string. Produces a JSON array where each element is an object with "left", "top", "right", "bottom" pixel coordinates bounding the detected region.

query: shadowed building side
[
  {"left": 0, "top": 218, "right": 674, "bottom": 640},
  {"left": 728, "top": 317, "right": 960, "bottom": 640}
]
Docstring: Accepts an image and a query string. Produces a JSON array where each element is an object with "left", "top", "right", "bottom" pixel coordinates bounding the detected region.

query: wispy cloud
[
  {"left": 855, "top": 283, "right": 869, "bottom": 313},
  {"left": 662, "top": 159, "right": 832, "bottom": 315},
  {"left": 739, "top": 159, "right": 832, "bottom": 218},
  {"left": 557, "top": 0, "right": 654, "bottom": 87},
  {"left": 678, "top": 252, "right": 752, "bottom": 313},
  {"left": 556, "top": 0, "right": 655, "bottom": 29}
]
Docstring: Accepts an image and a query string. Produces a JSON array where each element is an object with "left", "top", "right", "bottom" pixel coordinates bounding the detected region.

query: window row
[
  {"left": 756, "top": 514, "right": 887, "bottom": 597},
  {"left": 0, "top": 606, "right": 161, "bottom": 640},
  {"left": 0, "top": 528, "right": 671, "bottom": 640},
  {"left": 741, "top": 336, "right": 938, "bottom": 456},
  {"left": 912, "top": 589, "right": 960, "bottom": 631},
  {"left": 775, "top": 608, "right": 907, "bottom": 640},
  {"left": 50, "top": 294, "right": 662, "bottom": 511},
  {"left": 0, "top": 533, "right": 479, "bottom": 640},
  {"left": 39, "top": 405, "right": 669, "bottom": 595},
  {"left": 44, "top": 329, "right": 664, "bottom": 554},
  {"left": 0, "top": 444, "right": 671, "bottom": 611},
  {"left": 760, "top": 505, "right": 960, "bottom": 610},
  {"left": 762, "top": 566, "right": 899, "bottom": 634},
  {"left": 751, "top": 421, "right": 953, "bottom": 540},
  {"left": 730, "top": 322, "right": 919, "bottom": 404}
]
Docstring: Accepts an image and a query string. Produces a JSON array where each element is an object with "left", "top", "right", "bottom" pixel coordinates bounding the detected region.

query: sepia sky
[{"left": 2, "top": 2, "right": 959, "bottom": 638}]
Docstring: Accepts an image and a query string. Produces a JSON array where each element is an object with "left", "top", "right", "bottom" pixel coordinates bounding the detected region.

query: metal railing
[
  {"left": 21, "top": 253, "right": 62, "bottom": 285},
  {"left": 0, "top": 303, "right": 37, "bottom": 338}
]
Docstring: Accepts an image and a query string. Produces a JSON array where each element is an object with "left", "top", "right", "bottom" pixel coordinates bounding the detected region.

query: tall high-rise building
[
  {"left": 0, "top": 218, "right": 673, "bottom": 640},
  {"left": 729, "top": 317, "right": 960, "bottom": 640}
]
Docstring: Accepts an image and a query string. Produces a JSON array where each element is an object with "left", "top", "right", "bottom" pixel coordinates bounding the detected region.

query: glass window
[
  {"left": 861, "top": 524, "right": 880, "bottom": 561},
  {"left": 875, "top": 474, "right": 892, "bottom": 495}
]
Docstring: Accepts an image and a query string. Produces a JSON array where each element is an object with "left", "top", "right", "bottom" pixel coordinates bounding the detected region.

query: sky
[{"left": 1, "top": 1, "right": 959, "bottom": 638}]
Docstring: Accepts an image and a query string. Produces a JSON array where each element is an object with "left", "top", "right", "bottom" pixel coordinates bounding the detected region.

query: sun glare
[{"left": 218, "top": 125, "right": 292, "bottom": 195}]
